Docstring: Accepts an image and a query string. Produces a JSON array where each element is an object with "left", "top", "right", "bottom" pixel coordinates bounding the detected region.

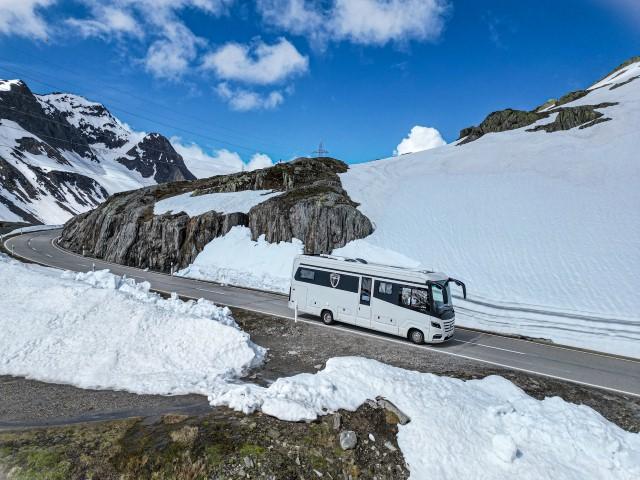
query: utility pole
[{"left": 312, "top": 141, "right": 329, "bottom": 157}]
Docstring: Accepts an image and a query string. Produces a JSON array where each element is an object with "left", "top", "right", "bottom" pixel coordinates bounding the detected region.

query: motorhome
[{"left": 288, "top": 254, "right": 466, "bottom": 344}]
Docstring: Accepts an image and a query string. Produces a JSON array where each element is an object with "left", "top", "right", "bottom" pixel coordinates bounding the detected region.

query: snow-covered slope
[
  {"left": 338, "top": 59, "right": 640, "bottom": 355},
  {"left": 0, "top": 79, "right": 196, "bottom": 224}
]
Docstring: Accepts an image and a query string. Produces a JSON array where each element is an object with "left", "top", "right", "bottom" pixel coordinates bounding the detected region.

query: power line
[
  {"left": 2, "top": 63, "right": 284, "bottom": 153},
  {"left": 0, "top": 59, "right": 291, "bottom": 154}
]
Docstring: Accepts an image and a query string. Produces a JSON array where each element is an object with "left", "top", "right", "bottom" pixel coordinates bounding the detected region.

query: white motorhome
[{"left": 288, "top": 254, "right": 466, "bottom": 344}]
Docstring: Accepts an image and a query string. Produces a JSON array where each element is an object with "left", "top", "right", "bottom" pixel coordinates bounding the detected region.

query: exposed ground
[{"left": 1, "top": 309, "right": 639, "bottom": 479}]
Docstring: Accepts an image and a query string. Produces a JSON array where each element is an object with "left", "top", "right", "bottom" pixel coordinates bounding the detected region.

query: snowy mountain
[{"left": 0, "top": 79, "right": 195, "bottom": 224}]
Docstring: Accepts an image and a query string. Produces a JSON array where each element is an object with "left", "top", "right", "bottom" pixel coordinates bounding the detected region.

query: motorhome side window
[
  {"left": 400, "top": 287, "right": 430, "bottom": 312},
  {"left": 378, "top": 282, "right": 392, "bottom": 294},
  {"left": 299, "top": 268, "right": 315, "bottom": 280}
]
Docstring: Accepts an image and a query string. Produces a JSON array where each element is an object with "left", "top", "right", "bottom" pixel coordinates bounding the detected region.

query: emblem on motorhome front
[{"left": 330, "top": 272, "right": 340, "bottom": 288}]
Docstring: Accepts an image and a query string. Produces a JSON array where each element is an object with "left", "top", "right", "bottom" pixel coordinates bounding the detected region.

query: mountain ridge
[{"left": 0, "top": 79, "right": 195, "bottom": 224}]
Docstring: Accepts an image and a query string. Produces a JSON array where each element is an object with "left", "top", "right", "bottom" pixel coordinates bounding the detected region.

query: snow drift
[
  {"left": 210, "top": 356, "right": 640, "bottom": 480},
  {"left": 0, "top": 254, "right": 264, "bottom": 394}
]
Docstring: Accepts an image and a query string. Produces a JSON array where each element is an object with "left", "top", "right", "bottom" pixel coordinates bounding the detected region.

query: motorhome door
[{"left": 356, "top": 276, "right": 372, "bottom": 327}]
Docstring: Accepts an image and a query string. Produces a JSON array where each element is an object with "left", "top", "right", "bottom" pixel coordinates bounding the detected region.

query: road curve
[{"left": 4, "top": 229, "right": 640, "bottom": 398}]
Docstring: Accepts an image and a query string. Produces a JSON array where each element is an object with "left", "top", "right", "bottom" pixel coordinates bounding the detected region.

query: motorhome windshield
[{"left": 431, "top": 282, "right": 451, "bottom": 308}]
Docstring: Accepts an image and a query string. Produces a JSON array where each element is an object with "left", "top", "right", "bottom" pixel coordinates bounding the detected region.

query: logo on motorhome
[{"left": 330, "top": 272, "right": 340, "bottom": 288}]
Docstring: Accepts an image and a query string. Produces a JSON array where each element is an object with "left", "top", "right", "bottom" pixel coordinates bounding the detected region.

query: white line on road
[
  {"left": 195, "top": 287, "right": 227, "bottom": 295},
  {"left": 450, "top": 339, "right": 526, "bottom": 355}
]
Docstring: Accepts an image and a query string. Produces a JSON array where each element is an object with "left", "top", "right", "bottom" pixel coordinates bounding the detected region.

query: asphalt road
[{"left": 4, "top": 228, "right": 640, "bottom": 398}]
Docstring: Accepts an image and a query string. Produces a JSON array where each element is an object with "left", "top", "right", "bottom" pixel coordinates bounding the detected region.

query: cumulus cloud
[
  {"left": 394, "top": 125, "right": 446, "bottom": 155},
  {"left": 63, "top": 0, "right": 233, "bottom": 79},
  {"left": 216, "top": 82, "right": 284, "bottom": 111},
  {"left": 332, "top": 0, "right": 449, "bottom": 45},
  {"left": 246, "top": 152, "right": 274, "bottom": 170},
  {"left": 257, "top": 0, "right": 450, "bottom": 47},
  {"left": 171, "top": 137, "right": 273, "bottom": 178},
  {"left": 66, "top": 5, "right": 141, "bottom": 39},
  {"left": 0, "top": 0, "right": 55, "bottom": 40},
  {"left": 202, "top": 38, "right": 308, "bottom": 85}
]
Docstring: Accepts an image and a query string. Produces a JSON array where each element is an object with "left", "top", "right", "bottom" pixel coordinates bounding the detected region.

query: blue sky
[{"left": 0, "top": 0, "right": 638, "bottom": 165}]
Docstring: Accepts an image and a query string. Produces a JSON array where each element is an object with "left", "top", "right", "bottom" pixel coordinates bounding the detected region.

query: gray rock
[
  {"left": 59, "top": 157, "right": 374, "bottom": 272},
  {"left": 332, "top": 413, "right": 341, "bottom": 431},
  {"left": 243, "top": 456, "right": 254, "bottom": 469},
  {"left": 376, "top": 397, "right": 411, "bottom": 425},
  {"left": 339, "top": 430, "right": 357, "bottom": 450}
]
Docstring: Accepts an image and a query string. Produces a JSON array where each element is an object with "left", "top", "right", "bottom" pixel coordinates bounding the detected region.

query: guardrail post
[
  {"left": 170, "top": 262, "right": 174, "bottom": 276},
  {"left": 92, "top": 262, "right": 95, "bottom": 272},
  {"left": 294, "top": 300, "right": 298, "bottom": 323}
]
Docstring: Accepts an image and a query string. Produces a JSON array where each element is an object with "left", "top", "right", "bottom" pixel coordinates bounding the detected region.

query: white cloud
[
  {"left": 202, "top": 38, "right": 308, "bottom": 85},
  {"left": 63, "top": 0, "right": 233, "bottom": 79},
  {"left": 246, "top": 152, "right": 274, "bottom": 170},
  {"left": 66, "top": 5, "right": 141, "bottom": 38},
  {"left": 256, "top": 0, "right": 326, "bottom": 44},
  {"left": 216, "top": 83, "right": 284, "bottom": 111},
  {"left": 394, "top": 125, "right": 446, "bottom": 155},
  {"left": 0, "top": 0, "right": 55, "bottom": 40},
  {"left": 331, "top": 0, "right": 449, "bottom": 45},
  {"left": 171, "top": 137, "right": 273, "bottom": 177},
  {"left": 257, "top": 0, "right": 450, "bottom": 47}
]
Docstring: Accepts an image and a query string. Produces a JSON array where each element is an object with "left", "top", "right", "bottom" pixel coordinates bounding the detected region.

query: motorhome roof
[{"left": 297, "top": 254, "right": 449, "bottom": 282}]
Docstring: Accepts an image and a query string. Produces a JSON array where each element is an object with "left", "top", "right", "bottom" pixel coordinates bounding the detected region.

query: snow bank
[
  {"left": 210, "top": 356, "right": 640, "bottom": 480},
  {"left": 177, "top": 226, "right": 303, "bottom": 293},
  {"left": 154, "top": 189, "right": 279, "bottom": 217},
  {"left": 0, "top": 254, "right": 264, "bottom": 395}
]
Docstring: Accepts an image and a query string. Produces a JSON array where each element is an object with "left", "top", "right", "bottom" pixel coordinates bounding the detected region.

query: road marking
[
  {"left": 77, "top": 263, "right": 88, "bottom": 267},
  {"left": 450, "top": 339, "right": 526, "bottom": 355},
  {"left": 195, "top": 287, "right": 227, "bottom": 295},
  {"left": 45, "top": 254, "right": 52, "bottom": 258}
]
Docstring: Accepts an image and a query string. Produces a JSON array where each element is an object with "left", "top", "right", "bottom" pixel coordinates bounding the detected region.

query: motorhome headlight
[{"left": 431, "top": 321, "right": 442, "bottom": 329}]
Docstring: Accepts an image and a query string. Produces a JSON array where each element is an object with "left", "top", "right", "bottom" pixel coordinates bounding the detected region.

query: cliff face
[{"left": 59, "top": 157, "right": 374, "bottom": 272}]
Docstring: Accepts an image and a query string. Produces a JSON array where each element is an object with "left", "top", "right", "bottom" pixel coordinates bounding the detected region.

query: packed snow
[
  {"left": 154, "top": 189, "right": 279, "bottom": 217},
  {"left": 177, "top": 226, "right": 303, "bottom": 292},
  {"left": 210, "top": 356, "right": 640, "bottom": 480},
  {"left": 0, "top": 254, "right": 264, "bottom": 394}
]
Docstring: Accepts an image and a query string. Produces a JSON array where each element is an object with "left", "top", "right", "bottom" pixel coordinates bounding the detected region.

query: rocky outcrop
[
  {"left": 459, "top": 102, "right": 618, "bottom": 143},
  {"left": 60, "top": 157, "right": 374, "bottom": 272},
  {"left": 458, "top": 109, "right": 546, "bottom": 144},
  {"left": 457, "top": 57, "right": 638, "bottom": 144},
  {"left": 527, "top": 102, "right": 617, "bottom": 133}
]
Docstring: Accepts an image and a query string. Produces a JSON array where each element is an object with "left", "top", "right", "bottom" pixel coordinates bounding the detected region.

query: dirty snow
[
  {"left": 210, "top": 356, "right": 640, "bottom": 480},
  {"left": 154, "top": 189, "right": 278, "bottom": 217},
  {"left": 0, "top": 254, "right": 264, "bottom": 394}
]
